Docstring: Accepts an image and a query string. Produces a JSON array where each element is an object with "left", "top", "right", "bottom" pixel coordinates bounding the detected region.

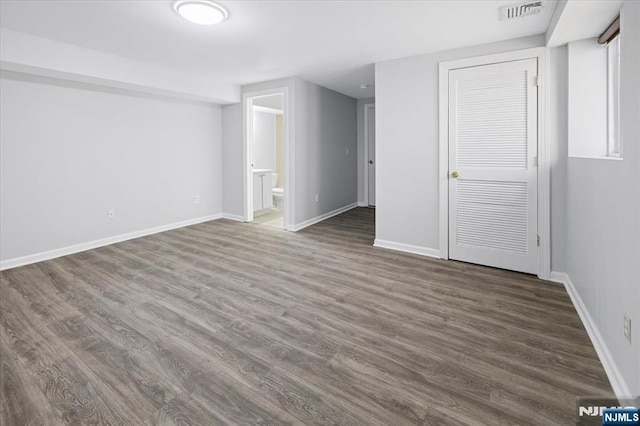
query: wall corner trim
[
  {"left": 549, "top": 271, "right": 632, "bottom": 401},
  {"left": 0, "top": 213, "right": 223, "bottom": 271},
  {"left": 290, "top": 203, "right": 358, "bottom": 232},
  {"left": 373, "top": 239, "right": 441, "bottom": 259}
]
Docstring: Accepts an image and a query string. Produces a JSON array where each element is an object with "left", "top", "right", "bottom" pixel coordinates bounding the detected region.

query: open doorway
[{"left": 244, "top": 88, "right": 292, "bottom": 230}]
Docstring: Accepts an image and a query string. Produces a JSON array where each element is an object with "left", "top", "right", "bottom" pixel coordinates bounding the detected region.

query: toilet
[{"left": 272, "top": 173, "right": 284, "bottom": 210}]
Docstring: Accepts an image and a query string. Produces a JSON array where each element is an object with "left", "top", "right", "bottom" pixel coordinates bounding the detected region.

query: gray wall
[
  {"left": 564, "top": 2, "right": 640, "bottom": 397},
  {"left": 549, "top": 46, "right": 568, "bottom": 273},
  {"left": 294, "top": 79, "right": 357, "bottom": 224},
  {"left": 374, "top": 35, "right": 545, "bottom": 251},
  {"left": 0, "top": 73, "right": 223, "bottom": 263},
  {"left": 221, "top": 103, "right": 243, "bottom": 218},
  {"left": 357, "top": 97, "right": 375, "bottom": 205}
]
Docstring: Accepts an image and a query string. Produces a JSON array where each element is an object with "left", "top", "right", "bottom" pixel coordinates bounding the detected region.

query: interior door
[
  {"left": 448, "top": 58, "right": 538, "bottom": 274},
  {"left": 367, "top": 106, "right": 376, "bottom": 206}
]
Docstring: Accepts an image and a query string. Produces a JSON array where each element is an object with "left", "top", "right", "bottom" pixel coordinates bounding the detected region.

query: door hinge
[
  {"left": 534, "top": 156, "right": 539, "bottom": 167},
  {"left": 537, "top": 235, "right": 540, "bottom": 246},
  {"left": 536, "top": 75, "right": 542, "bottom": 87}
]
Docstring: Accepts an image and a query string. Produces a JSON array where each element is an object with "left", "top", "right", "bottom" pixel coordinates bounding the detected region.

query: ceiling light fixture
[
  {"left": 360, "top": 84, "right": 369, "bottom": 89},
  {"left": 174, "top": 0, "right": 228, "bottom": 25}
]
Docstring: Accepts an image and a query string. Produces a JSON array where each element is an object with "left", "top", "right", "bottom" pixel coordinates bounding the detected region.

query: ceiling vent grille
[{"left": 501, "top": 2, "right": 544, "bottom": 20}]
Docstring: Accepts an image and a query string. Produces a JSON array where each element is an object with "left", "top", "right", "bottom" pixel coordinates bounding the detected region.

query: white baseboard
[
  {"left": 0, "top": 213, "right": 223, "bottom": 271},
  {"left": 291, "top": 203, "right": 358, "bottom": 232},
  {"left": 549, "top": 271, "right": 632, "bottom": 401},
  {"left": 548, "top": 271, "right": 569, "bottom": 285},
  {"left": 357, "top": 201, "right": 368, "bottom": 207},
  {"left": 221, "top": 213, "right": 246, "bottom": 222},
  {"left": 373, "top": 239, "right": 441, "bottom": 259}
]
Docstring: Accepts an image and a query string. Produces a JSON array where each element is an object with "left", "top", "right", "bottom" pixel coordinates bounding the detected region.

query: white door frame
[
  {"left": 438, "top": 47, "right": 551, "bottom": 280},
  {"left": 243, "top": 86, "right": 294, "bottom": 230},
  {"left": 363, "top": 102, "right": 375, "bottom": 206}
]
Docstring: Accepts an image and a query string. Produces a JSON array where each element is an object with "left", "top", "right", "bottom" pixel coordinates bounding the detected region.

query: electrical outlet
[
  {"left": 194, "top": 195, "right": 200, "bottom": 205},
  {"left": 107, "top": 209, "right": 115, "bottom": 220},
  {"left": 623, "top": 313, "right": 631, "bottom": 344},
  {"left": 315, "top": 194, "right": 319, "bottom": 203}
]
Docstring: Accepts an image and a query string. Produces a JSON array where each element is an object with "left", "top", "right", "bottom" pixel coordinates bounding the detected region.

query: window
[
  {"left": 606, "top": 34, "right": 621, "bottom": 157},
  {"left": 567, "top": 16, "right": 621, "bottom": 159},
  {"left": 599, "top": 15, "right": 621, "bottom": 158}
]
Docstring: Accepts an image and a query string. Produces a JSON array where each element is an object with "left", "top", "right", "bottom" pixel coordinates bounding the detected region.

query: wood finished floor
[{"left": 0, "top": 208, "right": 613, "bottom": 425}]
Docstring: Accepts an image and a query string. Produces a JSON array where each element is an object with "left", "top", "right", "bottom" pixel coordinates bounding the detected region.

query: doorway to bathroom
[{"left": 243, "top": 88, "right": 292, "bottom": 230}]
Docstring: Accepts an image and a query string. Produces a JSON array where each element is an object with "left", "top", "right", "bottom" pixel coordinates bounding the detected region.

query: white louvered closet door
[{"left": 448, "top": 58, "right": 538, "bottom": 274}]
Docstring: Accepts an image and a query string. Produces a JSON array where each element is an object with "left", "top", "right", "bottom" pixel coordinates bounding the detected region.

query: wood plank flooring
[{"left": 0, "top": 208, "right": 613, "bottom": 425}]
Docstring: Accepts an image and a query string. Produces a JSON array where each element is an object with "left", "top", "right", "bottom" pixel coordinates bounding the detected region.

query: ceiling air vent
[{"left": 501, "top": 1, "right": 544, "bottom": 20}]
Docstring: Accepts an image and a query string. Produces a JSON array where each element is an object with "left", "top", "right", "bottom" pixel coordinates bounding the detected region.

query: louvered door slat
[{"left": 448, "top": 58, "right": 538, "bottom": 274}]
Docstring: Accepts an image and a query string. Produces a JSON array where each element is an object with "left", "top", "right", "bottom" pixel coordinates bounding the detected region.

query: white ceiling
[{"left": 0, "top": 0, "right": 556, "bottom": 102}]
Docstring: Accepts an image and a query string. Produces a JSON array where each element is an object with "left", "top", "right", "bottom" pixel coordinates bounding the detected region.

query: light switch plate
[{"left": 624, "top": 313, "right": 631, "bottom": 344}]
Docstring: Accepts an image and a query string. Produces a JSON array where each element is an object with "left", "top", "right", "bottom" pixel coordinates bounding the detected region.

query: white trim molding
[
  {"left": 537, "top": 49, "right": 551, "bottom": 280},
  {"left": 252, "top": 105, "right": 283, "bottom": 115},
  {"left": 0, "top": 213, "right": 223, "bottom": 271},
  {"left": 549, "top": 271, "right": 632, "bottom": 401},
  {"left": 243, "top": 85, "right": 294, "bottom": 229},
  {"left": 438, "top": 47, "right": 551, "bottom": 279},
  {"left": 221, "top": 213, "right": 246, "bottom": 222},
  {"left": 291, "top": 203, "right": 358, "bottom": 232},
  {"left": 373, "top": 239, "right": 441, "bottom": 259}
]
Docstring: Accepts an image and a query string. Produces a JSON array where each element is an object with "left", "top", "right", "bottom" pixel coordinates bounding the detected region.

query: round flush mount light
[
  {"left": 360, "top": 84, "right": 369, "bottom": 90},
  {"left": 174, "top": 0, "right": 228, "bottom": 25}
]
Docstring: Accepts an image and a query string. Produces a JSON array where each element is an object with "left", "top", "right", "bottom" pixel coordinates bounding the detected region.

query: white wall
[
  {"left": 0, "top": 72, "right": 223, "bottom": 264},
  {"left": 564, "top": 2, "right": 640, "bottom": 397},
  {"left": 221, "top": 103, "right": 243, "bottom": 218},
  {"left": 0, "top": 28, "right": 238, "bottom": 104},
  {"left": 357, "top": 97, "right": 375, "bottom": 205},
  {"left": 252, "top": 110, "right": 276, "bottom": 171},
  {"left": 374, "top": 35, "right": 545, "bottom": 252}
]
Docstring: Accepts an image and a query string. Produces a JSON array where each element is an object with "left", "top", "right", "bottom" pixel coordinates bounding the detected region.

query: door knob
[
  {"left": 369, "top": 160, "right": 374, "bottom": 164},
  {"left": 450, "top": 171, "right": 459, "bottom": 178}
]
